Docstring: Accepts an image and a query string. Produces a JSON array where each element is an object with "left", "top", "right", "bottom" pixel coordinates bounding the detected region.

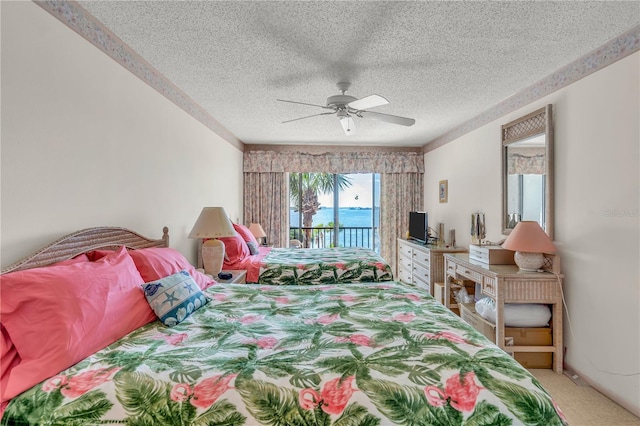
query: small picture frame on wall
[{"left": 439, "top": 180, "right": 448, "bottom": 203}]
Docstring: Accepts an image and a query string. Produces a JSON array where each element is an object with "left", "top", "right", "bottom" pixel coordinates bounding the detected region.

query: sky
[{"left": 316, "top": 173, "right": 380, "bottom": 208}]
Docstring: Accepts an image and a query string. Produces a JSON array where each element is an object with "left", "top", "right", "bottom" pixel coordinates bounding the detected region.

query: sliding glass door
[{"left": 289, "top": 173, "right": 380, "bottom": 252}]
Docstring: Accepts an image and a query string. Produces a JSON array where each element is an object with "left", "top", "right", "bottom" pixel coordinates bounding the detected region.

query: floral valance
[
  {"left": 507, "top": 146, "right": 545, "bottom": 175},
  {"left": 244, "top": 150, "right": 424, "bottom": 174}
]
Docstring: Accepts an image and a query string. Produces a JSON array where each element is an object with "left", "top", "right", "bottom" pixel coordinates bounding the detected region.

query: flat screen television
[{"left": 408, "top": 211, "right": 429, "bottom": 243}]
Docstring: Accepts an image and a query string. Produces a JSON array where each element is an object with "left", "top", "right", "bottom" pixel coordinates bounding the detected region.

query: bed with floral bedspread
[
  {"left": 229, "top": 246, "right": 394, "bottom": 284},
  {"left": 259, "top": 247, "right": 394, "bottom": 285},
  {"left": 2, "top": 281, "right": 567, "bottom": 426}
]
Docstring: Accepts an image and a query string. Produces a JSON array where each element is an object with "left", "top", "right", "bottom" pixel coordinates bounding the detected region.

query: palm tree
[{"left": 290, "top": 173, "right": 352, "bottom": 248}]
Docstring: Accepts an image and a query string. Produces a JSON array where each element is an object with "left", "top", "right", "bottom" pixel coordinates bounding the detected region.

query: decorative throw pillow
[
  {"left": 142, "top": 271, "right": 209, "bottom": 327},
  {"left": 246, "top": 241, "right": 260, "bottom": 255}
]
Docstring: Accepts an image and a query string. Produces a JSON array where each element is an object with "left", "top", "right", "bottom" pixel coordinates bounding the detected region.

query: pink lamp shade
[
  {"left": 501, "top": 221, "right": 555, "bottom": 271},
  {"left": 248, "top": 223, "right": 267, "bottom": 239}
]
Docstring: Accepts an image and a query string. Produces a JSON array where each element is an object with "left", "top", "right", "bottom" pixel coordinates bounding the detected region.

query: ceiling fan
[{"left": 277, "top": 82, "right": 415, "bottom": 136}]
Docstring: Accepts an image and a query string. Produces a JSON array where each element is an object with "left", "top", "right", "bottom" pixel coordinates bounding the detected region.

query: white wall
[
  {"left": 1, "top": 1, "right": 244, "bottom": 267},
  {"left": 425, "top": 52, "right": 640, "bottom": 416}
]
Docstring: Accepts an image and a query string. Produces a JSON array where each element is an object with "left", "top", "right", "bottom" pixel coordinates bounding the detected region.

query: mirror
[{"left": 502, "top": 105, "right": 554, "bottom": 238}]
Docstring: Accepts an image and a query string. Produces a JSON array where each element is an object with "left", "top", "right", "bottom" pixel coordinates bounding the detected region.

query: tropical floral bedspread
[
  {"left": 2, "top": 282, "right": 567, "bottom": 426},
  {"left": 257, "top": 247, "right": 394, "bottom": 284}
]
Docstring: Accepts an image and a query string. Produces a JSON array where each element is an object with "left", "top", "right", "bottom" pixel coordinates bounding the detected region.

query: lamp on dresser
[
  {"left": 249, "top": 222, "right": 267, "bottom": 246},
  {"left": 189, "top": 207, "right": 236, "bottom": 275},
  {"left": 501, "top": 221, "right": 556, "bottom": 271}
]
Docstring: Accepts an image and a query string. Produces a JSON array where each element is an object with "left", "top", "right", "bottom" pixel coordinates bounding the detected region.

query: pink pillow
[
  {"left": 0, "top": 324, "right": 20, "bottom": 401},
  {"left": 234, "top": 223, "right": 260, "bottom": 247},
  {"left": 128, "top": 247, "right": 215, "bottom": 290},
  {"left": 0, "top": 254, "right": 90, "bottom": 397},
  {"left": 219, "top": 234, "right": 250, "bottom": 263},
  {"left": 0, "top": 246, "right": 155, "bottom": 402},
  {"left": 54, "top": 253, "right": 90, "bottom": 265},
  {"left": 86, "top": 249, "right": 115, "bottom": 261},
  {"left": 0, "top": 324, "right": 19, "bottom": 367}
]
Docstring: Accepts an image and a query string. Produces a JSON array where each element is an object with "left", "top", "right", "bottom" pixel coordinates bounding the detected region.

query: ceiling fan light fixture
[{"left": 339, "top": 114, "right": 357, "bottom": 135}]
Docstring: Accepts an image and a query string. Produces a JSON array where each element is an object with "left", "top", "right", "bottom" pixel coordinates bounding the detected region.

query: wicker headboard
[{"left": 1, "top": 226, "right": 169, "bottom": 274}]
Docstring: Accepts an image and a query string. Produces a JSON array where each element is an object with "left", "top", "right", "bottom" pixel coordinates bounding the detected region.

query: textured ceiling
[{"left": 77, "top": 1, "right": 639, "bottom": 148}]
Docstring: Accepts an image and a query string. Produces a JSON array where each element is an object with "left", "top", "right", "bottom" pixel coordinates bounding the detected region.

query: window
[{"left": 289, "top": 173, "right": 380, "bottom": 252}]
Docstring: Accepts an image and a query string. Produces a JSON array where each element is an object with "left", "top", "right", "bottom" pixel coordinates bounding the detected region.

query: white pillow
[{"left": 475, "top": 298, "right": 551, "bottom": 327}]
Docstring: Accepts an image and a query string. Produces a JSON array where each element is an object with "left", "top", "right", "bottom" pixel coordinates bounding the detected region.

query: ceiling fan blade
[
  {"left": 347, "top": 94, "right": 388, "bottom": 111},
  {"left": 282, "top": 112, "right": 334, "bottom": 124},
  {"left": 277, "top": 99, "right": 331, "bottom": 109},
  {"left": 359, "top": 110, "right": 415, "bottom": 126},
  {"left": 339, "top": 115, "right": 358, "bottom": 136}
]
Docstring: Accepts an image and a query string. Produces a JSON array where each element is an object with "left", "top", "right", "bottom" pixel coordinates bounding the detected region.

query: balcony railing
[{"left": 289, "top": 226, "right": 379, "bottom": 251}]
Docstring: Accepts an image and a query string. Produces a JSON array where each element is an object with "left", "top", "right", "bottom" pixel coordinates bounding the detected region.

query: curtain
[
  {"left": 380, "top": 173, "right": 424, "bottom": 275},
  {"left": 243, "top": 172, "right": 288, "bottom": 248},
  {"left": 507, "top": 146, "right": 545, "bottom": 175}
]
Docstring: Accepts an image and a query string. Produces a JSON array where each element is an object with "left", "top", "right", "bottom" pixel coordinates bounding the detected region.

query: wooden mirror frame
[{"left": 501, "top": 104, "right": 554, "bottom": 238}]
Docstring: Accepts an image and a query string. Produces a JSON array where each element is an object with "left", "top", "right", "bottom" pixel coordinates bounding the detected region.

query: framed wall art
[{"left": 439, "top": 180, "right": 448, "bottom": 203}]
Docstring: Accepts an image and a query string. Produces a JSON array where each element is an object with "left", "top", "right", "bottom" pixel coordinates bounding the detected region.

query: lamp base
[
  {"left": 514, "top": 251, "right": 545, "bottom": 271},
  {"left": 202, "top": 239, "right": 225, "bottom": 276}
]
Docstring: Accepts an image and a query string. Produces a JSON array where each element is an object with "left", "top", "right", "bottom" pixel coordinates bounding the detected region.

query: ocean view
[{"left": 290, "top": 207, "right": 379, "bottom": 228}]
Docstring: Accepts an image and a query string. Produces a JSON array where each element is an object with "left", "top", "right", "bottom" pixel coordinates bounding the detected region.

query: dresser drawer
[
  {"left": 398, "top": 253, "right": 411, "bottom": 262},
  {"left": 482, "top": 276, "right": 497, "bottom": 297},
  {"left": 398, "top": 267, "right": 412, "bottom": 284},
  {"left": 412, "top": 250, "right": 430, "bottom": 266},
  {"left": 398, "top": 242, "right": 413, "bottom": 257},
  {"left": 460, "top": 303, "right": 496, "bottom": 340},
  {"left": 412, "top": 276, "right": 430, "bottom": 293},
  {"left": 399, "top": 256, "right": 412, "bottom": 270},
  {"left": 455, "top": 264, "right": 483, "bottom": 283},
  {"left": 469, "top": 245, "right": 514, "bottom": 265},
  {"left": 413, "top": 263, "right": 430, "bottom": 283},
  {"left": 446, "top": 260, "right": 456, "bottom": 277}
]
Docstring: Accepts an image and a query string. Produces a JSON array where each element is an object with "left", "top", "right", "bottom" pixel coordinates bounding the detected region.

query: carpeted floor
[{"left": 530, "top": 369, "right": 640, "bottom": 425}]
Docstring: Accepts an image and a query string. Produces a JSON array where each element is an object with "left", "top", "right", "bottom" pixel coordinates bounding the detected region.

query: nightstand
[{"left": 216, "top": 270, "right": 247, "bottom": 284}]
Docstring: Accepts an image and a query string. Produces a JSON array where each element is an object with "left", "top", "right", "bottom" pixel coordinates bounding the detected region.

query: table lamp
[
  {"left": 189, "top": 207, "right": 236, "bottom": 275},
  {"left": 248, "top": 223, "right": 267, "bottom": 246},
  {"left": 501, "top": 221, "right": 556, "bottom": 271}
]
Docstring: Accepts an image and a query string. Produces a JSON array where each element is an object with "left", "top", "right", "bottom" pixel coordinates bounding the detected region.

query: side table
[
  {"left": 216, "top": 270, "right": 247, "bottom": 284},
  {"left": 443, "top": 253, "right": 564, "bottom": 373}
]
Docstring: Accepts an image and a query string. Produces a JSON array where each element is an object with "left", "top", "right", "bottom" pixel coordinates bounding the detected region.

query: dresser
[
  {"left": 444, "top": 253, "right": 564, "bottom": 373},
  {"left": 397, "top": 239, "right": 466, "bottom": 295}
]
